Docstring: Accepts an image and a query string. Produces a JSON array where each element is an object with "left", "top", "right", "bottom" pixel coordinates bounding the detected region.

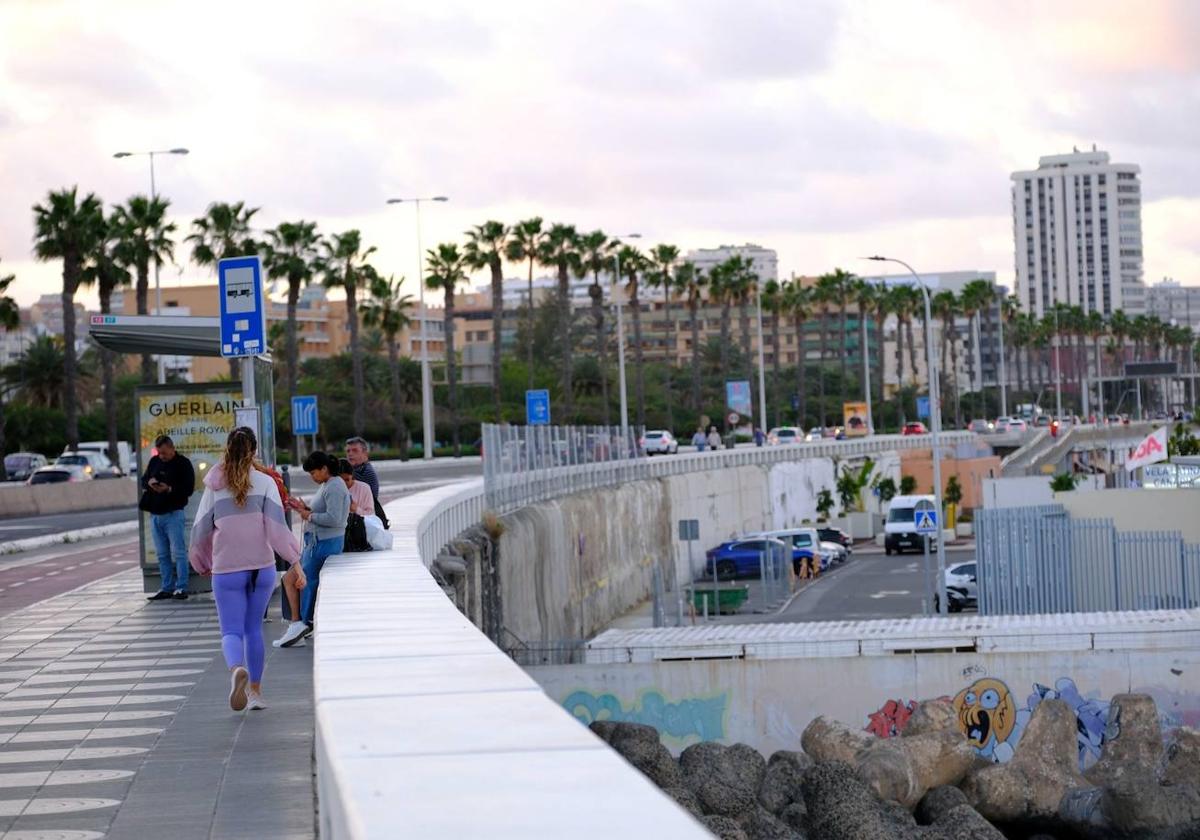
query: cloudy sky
[{"left": 1, "top": 0, "right": 1197, "bottom": 307}]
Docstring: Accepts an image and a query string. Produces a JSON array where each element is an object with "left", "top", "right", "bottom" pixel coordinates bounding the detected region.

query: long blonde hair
[{"left": 223, "top": 426, "right": 257, "bottom": 507}]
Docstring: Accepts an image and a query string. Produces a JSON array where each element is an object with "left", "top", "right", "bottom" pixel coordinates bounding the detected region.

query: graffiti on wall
[
  {"left": 563, "top": 688, "right": 728, "bottom": 744},
  {"left": 865, "top": 699, "right": 918, "bottom": 738},
  {"left": 952, "top": 676, "right": 1115, "bottom": 769}
]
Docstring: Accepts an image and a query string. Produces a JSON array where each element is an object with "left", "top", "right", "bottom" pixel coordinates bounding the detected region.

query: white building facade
[
  {"left": 1011, "top": 148, "right": 1145, "bottom": 318},
  {"left": 1145, "top": 278, "right": 1200, "bottom": 330},
  {"left": 685, "top": 243, "right": 778, "bottom": 284}
]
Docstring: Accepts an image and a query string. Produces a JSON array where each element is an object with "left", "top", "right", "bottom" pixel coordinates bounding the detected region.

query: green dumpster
[{"left": 691, "top": 584, "right": 749, "bottom": 615}]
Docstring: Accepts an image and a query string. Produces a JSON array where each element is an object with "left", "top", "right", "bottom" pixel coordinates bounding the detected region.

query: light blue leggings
[{"left": 213, "top": 567, "right": 277, "bottom": 683}]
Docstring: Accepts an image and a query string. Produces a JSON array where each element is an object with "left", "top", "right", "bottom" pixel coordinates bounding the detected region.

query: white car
[
  {"left": 56, "top": 451, "right": 122, "bottom": 479},
  {"left": 753, "top": 528, "right": 838, "bottom": 571},
  {"left": 767, "top": 427, "right": 802, "bottom": 445},
  {"left": 640, "top": 430, "right": 678, "bottom": 455},
  {"left": 1007, "top": 418, "right": 1029, "bottom": 432},
  {"left": 993, "top": 416, "right": 1012, "bottom": 433},
  {"left": 804, "top": 427, "right": 823, "bottom": 442},
  {"left": 934, "top": 561, "right": 978, "bottom": 613}
]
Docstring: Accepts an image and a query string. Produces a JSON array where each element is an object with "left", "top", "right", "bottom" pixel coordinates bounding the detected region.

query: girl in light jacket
[{"left": 190, "top": 427, "right": 303, "bottom": 712}]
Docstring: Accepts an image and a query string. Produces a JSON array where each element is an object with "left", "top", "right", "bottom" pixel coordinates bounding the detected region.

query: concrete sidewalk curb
[{"left": 0, "top": 520, "right": 140, "bottom": 555}]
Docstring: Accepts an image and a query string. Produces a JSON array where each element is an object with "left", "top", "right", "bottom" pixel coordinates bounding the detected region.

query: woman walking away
[
  {"left": 190, "top": 427, "right": 302, "bottom": 712},
  {"left": 275, "top": 451, "right": 349, "bottom": 649}
]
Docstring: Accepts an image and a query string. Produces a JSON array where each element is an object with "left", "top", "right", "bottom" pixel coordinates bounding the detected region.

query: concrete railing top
[{"left": 313, "top": 479, "right": 709, "bottom": 839}]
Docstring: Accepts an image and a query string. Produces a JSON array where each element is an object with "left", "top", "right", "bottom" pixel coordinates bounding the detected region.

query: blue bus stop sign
[
  {"left": 291, "top": 395, "right": 319, "bottom": 436},
  {"left": 916, "top": 395, "right": 931, "bottom": 420},
  {"left": 218, "top": 256, "right": 267, "bottom": 358},
  {"left": 526, "top": 389, "right": 550, "bottom": 425}
]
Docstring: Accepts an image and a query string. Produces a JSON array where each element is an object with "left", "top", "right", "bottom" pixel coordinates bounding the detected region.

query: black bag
[
  {"left": 373, "top": 495, "right": 390, "bottom": 530},
  {"left": 344, "top": 512, "right": 371, "bottom": 553}
]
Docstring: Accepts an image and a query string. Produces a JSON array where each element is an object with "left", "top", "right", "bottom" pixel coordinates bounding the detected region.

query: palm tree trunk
[
  {"left": 839, "top": 299, "right": 849, "bottom": 414},
  {"left": 818, "top": 311, "right": 829, "bottom": 427},
  {"left": 98, "top": 287, "right": 118, "bottom": 467},
  {"left": 771, "top": 310, "right": 781, "bottom": 428},
  {"left": 874, "top": 313, "right": 886, "bottom": 432},
  {"left": 61, "top": 259, "right": 81, "bottom": 450},
  {"left": 287, "top": 275, "right": 301, "bottom": 465},
  {"left": 738, "top": 299, "right": 752, "bottom": 381},
  {"left": 896, "top": 317, "right": 907, "bottom": 427},
  {"left": 906, "top": 317, "right": 919, "bottom": 389},
  {"left": 590, "top": 278, "right": 610, "bottom": 426},
  {"left": 346, "top": 274, "right": 365, "bottom": 436},
  {"left": 136, "top": 260, "right": 153, "bottom": 384},
  {"left": 526, "top": 258, "right": 535, "bottom": 391},
  {"left": 558, "top": 264, "right": 573, "bottom": 420},
  {"left": 388, "top": 337, "right": 410, "bottom": 457},
  {"left": 950, "top": 329, "right": 962, "bottom": 428},
  {"left": 490, "top": 260, "right": 504, "bottom": 422},
  {"left": 795, "top": 315, "right": 808, "bottom": 426},
  {"left": 445, "top": 290, "right": 459, "bottom": 455},
  {"left": 719, "top": 302, "right": 731, "bottom": 424},
  {"left": 632, "top": 281, "right": 646, "bottom": 429},
  {"left": 663, "top": 294, "right": 676, "bottom": 433},
  {"left": 689, "top": 298, "right": 702, "bottom": 410}
]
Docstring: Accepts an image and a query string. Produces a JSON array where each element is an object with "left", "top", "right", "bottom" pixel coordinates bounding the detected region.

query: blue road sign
[
  {"left": 916, "top": 395, "right": 931, "bottom": 420},
  {"left": 291, "top": 395, "right": 319, "bottom": 436},
  {"left": 526, "top": 389, "right": 551, "bottom": 425},
  {"left": 218, "top": 256, "right": 267, "bottom": 359},
  {"left": 791, "top": 393, "right": 801, "bottom": 411},
  {"left": 915, "top": 509, "right": 939, "bottom": 535}
]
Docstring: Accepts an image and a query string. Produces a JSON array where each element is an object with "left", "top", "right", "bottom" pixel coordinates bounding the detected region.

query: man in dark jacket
[{"left": 140, "top": 435, "right": 196, "bottom": 601}]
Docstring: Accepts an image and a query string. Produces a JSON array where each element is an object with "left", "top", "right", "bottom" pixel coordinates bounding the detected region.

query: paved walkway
[{"left": 0, "top": 568, "right": 315, "bottom": 840}]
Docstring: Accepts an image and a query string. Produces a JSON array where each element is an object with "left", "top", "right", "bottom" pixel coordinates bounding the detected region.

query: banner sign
[
  {"left": 1127, "top": 426, "right": 1168, "bottom": 472},
  {"left": 843, "top": 401, "right": 869, "bottom": 437},
  {"left": 725, "top": 380, "right": 752, "bottom": 418}
]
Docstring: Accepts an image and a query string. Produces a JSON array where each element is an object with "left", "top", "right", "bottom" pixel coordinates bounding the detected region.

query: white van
[
  {"left": 884, "top": 494, "right": 938, "bottom": 555},
  {"left": 70, "top": 441, "right": 134, "bottom": 476}
]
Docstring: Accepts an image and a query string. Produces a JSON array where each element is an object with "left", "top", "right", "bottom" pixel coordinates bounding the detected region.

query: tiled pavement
[{"left": 0, "top": 569, "right": 315, "bottom": 840}]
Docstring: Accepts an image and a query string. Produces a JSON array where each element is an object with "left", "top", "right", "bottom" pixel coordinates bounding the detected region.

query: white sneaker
[
  {"left": 246, "top": 691, "right": 267, "bottom": 711},
  {"left": 274, "top": 621, "right": 308, "bottom": 649},
  {"left": 229, "top": 667, "right": 248, "bottom": 712}
]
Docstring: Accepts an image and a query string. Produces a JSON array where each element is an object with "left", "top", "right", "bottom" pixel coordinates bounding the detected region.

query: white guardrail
[
  {"left": 314, "top": 479, "right": 709, "bottom": 839},
  {"left": 485, "top": 429, "right": 978, "bottom": 513}
]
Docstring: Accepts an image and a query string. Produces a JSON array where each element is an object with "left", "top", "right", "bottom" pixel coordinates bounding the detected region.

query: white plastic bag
[{"left": 364, "top": 514, "right": 393, "bottom": 551}]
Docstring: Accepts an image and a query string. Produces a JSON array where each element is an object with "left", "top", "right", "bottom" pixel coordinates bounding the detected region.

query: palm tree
[
  {"left": 932, "top": 290, "right": 961, "bottom": 428},
  {"left": 677, "top": 261, "right": 706, "bottom": 411},
  {"left": 577, "top": 230, "right": 613, "bottom": 425},
  {"left": 761, "top": 279, "right": 783, "bottom": 428},
  {"left": 361, "top": 271, "right": 415, "bottom": 455},
  {"left": 82, "top": 213, "right": 131, "bottom": 465},
  {"left": 825, "top": 268, "right": 856, "bottom": 414},
  {"left": 617, "top": 244, "right": 651, "bottom": 429},
  {"left": 850, "top": 278, "right": 879, "bottom": 430},
  {"left": 0, "top": 261, "right": 20, "bottom": 481},
  {"left": 263, "top": 220, "right": 322, "bottom": 461},
  {"left": 425, "top": 243, "right": 468, "bottom": 454},
  {"left": 730, "top": 258, "right": 755, "bottom": 382},
  {"left": 708, "top": 259, "right": 734, "bottom": 412},
  {"left": 186, "top": 201, "right": 259, "bottom": 265},
  {"left": 537, "top": 224, "right": 581, "bottom": 420},
  {"left": 648, "top": 244, "right": 680, "bottom": 430},
  {"left": 888, "top": 285, "right": 919, "bottom": 426},
  {"left": 813, "top": 272, "right": 843, "bottom": 427},
  {"left": 505, "top": 218, "right": 546, "bottom": 391},
  {"left": 463, "top": 221, "right": 509, "bottom": 422},
  {"left": 111, "top": 195, "right": 175, "bottom": 383},
  {"left": 869, "top": 284, "right": 890, "bottom": 431},
  {"left": 32, "top": 187, "right": 104, "bottom": 450},
  {"left": 959, "top": 280, "right": 992, "bottom": 418},
  {"left": 783, "top": 280, "right": 814, "bottom": 427},
  {"left": 322, "top": 230, "right": 376, "bottom": 435}
]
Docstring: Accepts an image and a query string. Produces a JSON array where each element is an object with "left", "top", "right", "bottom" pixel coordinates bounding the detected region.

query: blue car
[{"left": 704, "top": 538, "right": 789, "bottom": 580}]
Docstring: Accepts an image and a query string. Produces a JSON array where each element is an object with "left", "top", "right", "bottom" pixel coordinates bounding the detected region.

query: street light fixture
[
  {"left": 611, "top": 233, "right": 642, "bottom": 440},
  {"left": 113, "top": 147, "right": 190, "bottom": 384},
  {"left": 386, "top": 196, "right": 450, "bottom": 461},
  {"left": 866, "top": 255, "right": 949, "bottom": 616}
]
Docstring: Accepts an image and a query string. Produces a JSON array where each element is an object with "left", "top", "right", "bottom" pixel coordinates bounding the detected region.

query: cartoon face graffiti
[{"left": 954, "top": 678, "right": 1017, "bottom": 755}]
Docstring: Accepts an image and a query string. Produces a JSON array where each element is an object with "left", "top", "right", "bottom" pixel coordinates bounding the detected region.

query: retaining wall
[{"left": 0, "top": 478, "right": 136, "bottom": 518}]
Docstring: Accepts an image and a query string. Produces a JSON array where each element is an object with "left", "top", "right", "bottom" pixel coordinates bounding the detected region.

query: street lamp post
[
  {"left": 1052, "top": 302, "right": 1063, "bottom": 419},
  {"left": 996, "top": 288, "right": 1008, "bottom": 418},
  {"left": 113, "top": 147, "right": 189, "bottom": 384},
  {"left": 754, "top": 273, "right": 768, "bottom": 434},
  {"left": 868, "top": 256, "right": 948, "bottom": 615},
  {"left": 387, "top": 196, "right": 449, "bottom": 461},
  {"left": 611, "top": 234, "right": 641, "bottom": 440}
]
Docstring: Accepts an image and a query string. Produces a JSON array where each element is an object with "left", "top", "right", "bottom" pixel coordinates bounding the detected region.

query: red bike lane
[{"left": 0, "top": 538, "right": 140, "bottom": 618}]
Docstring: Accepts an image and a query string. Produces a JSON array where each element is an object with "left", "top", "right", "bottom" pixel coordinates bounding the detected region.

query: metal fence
[
  {"left": 977, "top": 504, "right": 1200, "bottom": 614},
  {"left": 482, "top": 423, "right": 978, "bottom": 514}
]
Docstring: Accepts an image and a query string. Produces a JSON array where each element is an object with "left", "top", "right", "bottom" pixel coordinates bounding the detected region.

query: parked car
[
  {"left": 69, "top": 441, "right": 133, "bottom": 475},
  {"left": 704, "top": 538, "right": 789, "bottom": 579},
  {"left": 28, "top": 463, "right": 90, "bottom": 484},
  {"left": 805, "top": 427, "right": 823, "bottom": 442},
  {"left": 933, "top": 561, "right": 978, "bottom": 613},
  {"left": 884, "top": 494, "right": 938, "bottom": 555},
  {"left": 55, "top": 451, "right": 122, "bottom": 479},
  {"left": 640, "top": 430, "right": 678, "bottom": 455},
  {"left": 901, "top": 421, "right": 928, "bottom": 436},
  {"left": 767, "top": 427, "right": 802, "bottom": 446},
  {"left": 4, "top": 452, "right": 47, "bottom": 482},
  {"left": 752, "top": 528, "right": 836, "bottom": 573},
  {"left": 816, "top": 526, "right": 853, "bottom": 553}
]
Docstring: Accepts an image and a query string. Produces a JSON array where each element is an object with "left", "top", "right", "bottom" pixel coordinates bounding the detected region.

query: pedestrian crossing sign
[{"left": 915, "top": 509, "right": 938, "bottom": 535}]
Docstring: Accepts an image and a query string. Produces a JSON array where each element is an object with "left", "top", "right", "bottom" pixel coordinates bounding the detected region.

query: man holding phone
[{"left": 139, "top": 435, "right": 196, "bottom": 601}]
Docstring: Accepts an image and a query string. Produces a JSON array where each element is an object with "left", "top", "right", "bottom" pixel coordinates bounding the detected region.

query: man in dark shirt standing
[{"left": 140, "top": 435, "right": 196, "bottom": 601}]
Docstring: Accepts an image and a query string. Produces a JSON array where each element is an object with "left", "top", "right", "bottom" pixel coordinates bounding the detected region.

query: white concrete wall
[
  {"left": 315, "top": 481, "right": 708, "bottom": 840},
  {"left": 529, "top": 647, "right": 1200, "bottom": 757},
  {"left": 1055, "top": 488, "right": 1200, "bottom": 542}
]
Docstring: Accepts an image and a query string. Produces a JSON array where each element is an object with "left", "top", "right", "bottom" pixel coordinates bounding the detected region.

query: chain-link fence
[{"left": 977, "top": 504, "right": 1200, "bottom": 614}]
